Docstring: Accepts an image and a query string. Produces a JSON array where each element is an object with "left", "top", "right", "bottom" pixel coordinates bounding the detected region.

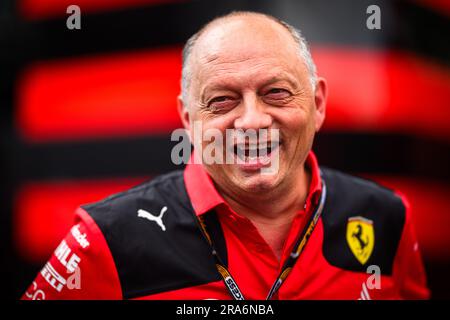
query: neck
[{"left": 218, "top": 165, "right": 311, "bottom": 260}]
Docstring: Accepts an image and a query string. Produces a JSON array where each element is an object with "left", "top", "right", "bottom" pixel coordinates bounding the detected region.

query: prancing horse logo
[
  {"left": 138, "top": 206, "right": 168, "bottom": 231},
  {"left": 346, "top": 216, "right": 375, "bottom": 265},
  {"left": 352, "top": 224, "right": 368, "bottom": 250}
]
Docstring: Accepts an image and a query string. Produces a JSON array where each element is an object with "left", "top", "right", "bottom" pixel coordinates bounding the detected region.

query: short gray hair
[{"left": 181, "top": 11, "right": 317, "bottom": 103}]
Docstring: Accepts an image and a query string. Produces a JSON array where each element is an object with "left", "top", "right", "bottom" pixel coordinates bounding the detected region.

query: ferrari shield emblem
[{"left": 346, "top": 216, "right": 374, "bottom": 265}]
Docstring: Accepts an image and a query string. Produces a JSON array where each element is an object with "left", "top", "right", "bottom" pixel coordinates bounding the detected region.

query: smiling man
[
  {"left": 23, "top": 11, "right": 429, "bottom": 300},
  {"left": 178, "top": 12, "right": 326, "bottom": 264}
]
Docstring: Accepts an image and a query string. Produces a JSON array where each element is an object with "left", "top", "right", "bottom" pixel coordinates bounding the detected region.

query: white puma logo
[{"left": 137, "top": 206, "right": 168, "bottom": 231}]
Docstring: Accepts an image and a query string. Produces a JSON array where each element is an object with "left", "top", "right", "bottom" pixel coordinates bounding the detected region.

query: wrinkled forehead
[{"left": 191, "top": 16, "right": 301, "bottom": 76}]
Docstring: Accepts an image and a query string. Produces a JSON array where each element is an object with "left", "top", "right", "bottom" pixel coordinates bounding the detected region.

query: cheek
[
  {"left": 198, "top": 115, "right": 236, "bottom": 141},
  {"left": 277, "top": 108, "right": 313, "bottom": 135},
  {"left": 277, "top": 108, "right": 316, "bottom": 155},
  {"left": 195, "top": 106, "right": 237, "bottom": 127}
]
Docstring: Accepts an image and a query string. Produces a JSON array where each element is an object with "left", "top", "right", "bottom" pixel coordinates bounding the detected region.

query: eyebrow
[
  {"left": 200, "top": 72, "right": 300, "bottom": 101},
  {"left": 262, "top": 73, "right": 300, "bottom": 90}
]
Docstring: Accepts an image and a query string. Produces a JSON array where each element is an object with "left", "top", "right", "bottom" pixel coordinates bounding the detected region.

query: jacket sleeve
[
  {"left": 392, "top": 195, "right": 430, "bottom": 299},
  {"left": 21, "top": 208, "right": 122, "bottom": 300}
]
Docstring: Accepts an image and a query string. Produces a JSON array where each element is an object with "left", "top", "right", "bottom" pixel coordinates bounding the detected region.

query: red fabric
[
  {"left": 181, "top": 150, "right": 429, "bottom": 300},
  {"left": 21, "top": 208, "right": 122, "bottom": 300},
  {"left": 21, "top": 151, "right": 429, "bottom": 299},
  {"left": 184, "top": 151, "right": 322, "bottom": 219},
  {"left": 392, "top": 194, "right": 430, "bottom": 299},
  {"left": 184, "top": 150, "right": 322, "bottom": 291}
]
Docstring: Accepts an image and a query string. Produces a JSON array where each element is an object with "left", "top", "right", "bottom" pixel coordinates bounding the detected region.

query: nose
[{"left": 234, "top": 94, "right": 273, "bottom": 130}]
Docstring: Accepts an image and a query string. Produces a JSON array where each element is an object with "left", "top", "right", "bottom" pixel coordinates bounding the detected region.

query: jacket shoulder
[
  {"left": 81, "top": 170, "right": 220, "bottom": 299},
  {"left": 83, "top": 170, "right": 191, "bottom": 217},
  {"left": 321, "top": 167, "right": 406, "bottom": 275}
]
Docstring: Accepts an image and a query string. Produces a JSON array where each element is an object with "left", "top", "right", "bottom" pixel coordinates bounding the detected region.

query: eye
[
  {"left": 265, "top": 88, "right": 291, "bottom": 100},
  {"left": 208, "top": 96, "right": 237, "bottom": 111}
]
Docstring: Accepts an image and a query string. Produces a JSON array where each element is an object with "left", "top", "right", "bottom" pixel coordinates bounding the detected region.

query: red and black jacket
[{"left": 22, "top": 165, "right": 429, "bottom": 300}]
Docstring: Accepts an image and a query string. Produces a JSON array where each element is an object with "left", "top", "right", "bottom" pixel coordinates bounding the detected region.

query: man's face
[{"left": 180, "top": 17, "right": 326, "bottom": 197}]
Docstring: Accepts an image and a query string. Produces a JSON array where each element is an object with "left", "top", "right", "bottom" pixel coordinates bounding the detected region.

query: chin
[{"left": 236, "top": 172, "right": 281, "bottom": 193}]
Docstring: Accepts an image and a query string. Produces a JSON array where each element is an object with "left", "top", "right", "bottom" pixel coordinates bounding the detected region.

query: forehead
[{"left": 191, "top": 16, "right": 304, "bottom": 86}]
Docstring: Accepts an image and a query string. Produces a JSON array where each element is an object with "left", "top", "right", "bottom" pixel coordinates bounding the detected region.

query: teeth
[{"left": 232, "top": 141, "right": 280, "bottom": 164}]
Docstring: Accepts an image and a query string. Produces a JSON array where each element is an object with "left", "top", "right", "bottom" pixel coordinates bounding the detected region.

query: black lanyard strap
[{"left": 196, "top": 178, "right": 327, "bottom": 300}]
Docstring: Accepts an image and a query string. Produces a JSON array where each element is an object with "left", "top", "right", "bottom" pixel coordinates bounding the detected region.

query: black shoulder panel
[
  {"left": 82, "top": 170, "right": 224, "bottom": 299},
  {"left": 321, "top": 167, "right": 406, "bottom": 275}
]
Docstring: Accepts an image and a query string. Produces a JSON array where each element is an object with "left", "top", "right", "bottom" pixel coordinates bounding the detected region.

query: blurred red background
[{"left": 1, "top": 0, "right": 449, "bottom": 299}]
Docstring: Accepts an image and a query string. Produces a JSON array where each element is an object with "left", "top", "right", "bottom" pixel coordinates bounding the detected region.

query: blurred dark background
[{"left": 0, "top": 0, "right": 449, "bottom": 300}]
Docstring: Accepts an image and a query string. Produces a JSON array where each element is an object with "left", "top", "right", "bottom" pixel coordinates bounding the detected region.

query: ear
[
  {"left": 313, "top": 77, "right": 327, "bottom": 132},
  {"left": 177, "top": 94, "right": 191, "bottom": 133}
]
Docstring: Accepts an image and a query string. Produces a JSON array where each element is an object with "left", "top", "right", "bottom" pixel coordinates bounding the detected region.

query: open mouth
[{"left": 232, "top": 141, "right": 281, "bottom": 164}]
